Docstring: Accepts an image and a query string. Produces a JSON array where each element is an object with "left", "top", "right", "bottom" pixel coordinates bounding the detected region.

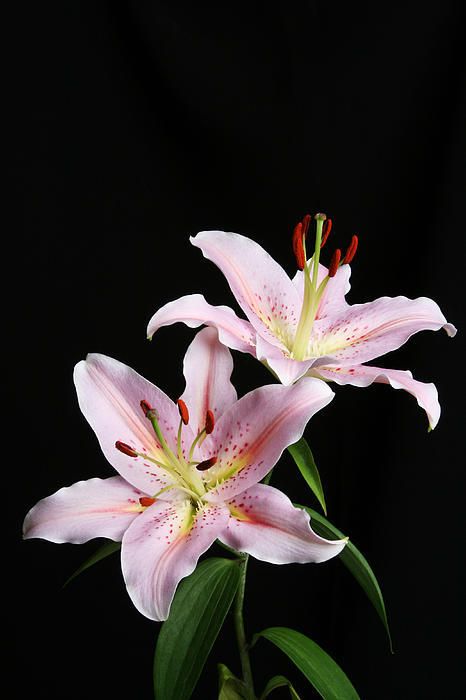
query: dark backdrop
[{"left": 9, "top": 3, "right": 465, "bottom": 699}]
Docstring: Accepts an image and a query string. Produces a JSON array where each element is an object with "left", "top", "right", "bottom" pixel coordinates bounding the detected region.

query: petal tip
[{"left": 444, "top": 322, "right": 457, "bottom": 338}]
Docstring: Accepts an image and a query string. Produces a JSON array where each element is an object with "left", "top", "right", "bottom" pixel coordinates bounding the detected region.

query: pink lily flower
[
  {"left": 23, "top": 328, "right": 344, "bottom": 621},
  {"left": 147, "top": 215, "right": 456, "bottom": 429}
]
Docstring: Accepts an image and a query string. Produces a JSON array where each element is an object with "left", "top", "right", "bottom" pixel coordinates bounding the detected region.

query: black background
[{"left": 9, "top": 2, "right": 465, "bottom": 698}]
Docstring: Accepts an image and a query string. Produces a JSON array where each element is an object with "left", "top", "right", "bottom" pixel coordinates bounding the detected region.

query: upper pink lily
[
  {"left": 23, "top": 328, "right": 344, "bottom": 621},
  {"left": 147, "top": 215, "right": 456, "bottom": 429}
]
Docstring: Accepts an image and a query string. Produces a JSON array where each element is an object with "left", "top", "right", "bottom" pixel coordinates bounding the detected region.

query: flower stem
[{"left": 234, "top": 554, "right": 256, "bottom": 699}]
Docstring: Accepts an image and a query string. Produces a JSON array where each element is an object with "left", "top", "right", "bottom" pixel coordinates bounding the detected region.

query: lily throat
[{"left": 116, "top": 398, "right": 217, "bottom": 503}]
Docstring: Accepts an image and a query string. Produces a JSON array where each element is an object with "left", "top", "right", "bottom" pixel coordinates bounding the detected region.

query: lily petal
[
  {"left": 255, "top": 333, "right": 315, "bottom": 385},
  {"left": 121, "top": 499, "right": 229, "bottom": 620},
  {"left": 315, "top": 295, "right": 457, "bottom": 366},
  {"left": 191, "top": 231, "right": 301, "bottom": 351},
  {"left": 203, "top": 378, "right": 334, "bottom": 503},
  {"left": 180, "top": 327, "right": 237, "bottom": 434},
  {"left": 220, "top": 484, "right": 346, "bottom": 563},
  {"left": 23, "top": 476, "right": 143, "bottom": 544},
  {"left": 74, "top": 354, "right": 193, "bottom": 494},
  {"left": 316, "top": 264, "right": 352, "bottom": 319},
  {"left": 147, "top": 293, "right": 256, "bottom": 355},
  {"left": 312, "top": 364, "right": 442, "bottom": 429}
]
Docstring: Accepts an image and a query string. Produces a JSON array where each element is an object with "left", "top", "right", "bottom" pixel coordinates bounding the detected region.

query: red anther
[
  {"left": 196, "top": 456, "right": 218, "bottom": 471},
  {"left": 328, "top": 249, "right": 342, "bottom": 278},
  {"left": 140, "top": 399, "right": 152, "bottom": 416},
  {"left": 205, "top": 409, "right": 215, "bottom": 434},
  {"left": 343, "top": 235, "right": 359, "bottom": 264},
  {"left": 320, "top": 218, "right": 332, "bottom": 248},
  {"left": 139, "top": 496, "right": 156, "bottom": 508},
  {"left": 301, "top": 213, "right": 312, "bottom": 237},
  {"left": 292, "top": 221, "right": 305, "bottom": 271},
  {"left": 115, "top": 441, "right": 138, "bottom": 458},
  {"left": 177, "top": 398, "right": 189, "bottom": 425}
]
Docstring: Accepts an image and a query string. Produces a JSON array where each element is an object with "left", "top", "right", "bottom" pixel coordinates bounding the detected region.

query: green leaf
[
  {"left": 218, "top": 663, "right": 246, "bottom": 699},
  {"left": 288, "top": 438, "right": 327, "bottom": 514},
  {"left": 255, "top": 627, "right": 359, "bottom": 700},
  {"left": 260, "top": 674, "right": 301, "bottom": 699},
  {"left": 297, "top": 504, "right": 393, "bottom": 652},
  {"left": 63, "top": 539, "right": 121, "bottom": 587},
  {"left": 154, "top": 557, "right": 241, "bottom": 700}
]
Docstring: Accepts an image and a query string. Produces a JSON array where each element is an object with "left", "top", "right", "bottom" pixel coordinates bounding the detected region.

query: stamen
[
  {"left": 177, "top": 399, "right": 189, "bottom": 425},
  {"left": 115, "top": 441, "right": 138, "bottom": 458},
  {"left": 292, "top": 221, "right": 305, "bottom": 270},
  {"left": 144, "top": 407, "right": 180, "bottom": 472},
  {"left": 301, "top": 213, "right": 311, "bottom": 237},
  {"left": 328, "top": 249, "right": 342, "bottom": 278},
  {"left": 139, "top": 496, "right": 156, "bottom": 507},
  {"left": 196, "top": 456, "right": 217, "bottom": 471},
  {"left": 343, "top": 235, "right": 359, "bottom": 264},
  {"left": 140, "top": 399, "right": 152, "bottom": 417},
  {"left": 205, "top": 409, "right": 215, "bottom": 434},
  {"left": 320, "top": 218, "right": 332, "bottom": 248}
]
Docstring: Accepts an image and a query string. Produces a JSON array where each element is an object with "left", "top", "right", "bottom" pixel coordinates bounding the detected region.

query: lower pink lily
[
  {"left": 147, "top": 217, "right": 456, "bottom": 428},
  {"left": 23, "top": 328, "right": 345, "bottom": 621}
]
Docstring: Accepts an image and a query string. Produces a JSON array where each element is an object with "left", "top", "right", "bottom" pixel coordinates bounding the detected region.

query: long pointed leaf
[
  {"left": 288, "top": 438, "right": 327, "bottom": 514},
  {"left": 260, "top": 674, "right": 301, "bottom": 699},
  {"left": 63, "top": 539, "right": 121, "bottom": 587},
  {"left": 154, "top": 557, "right": 241, "bottom": 700},
  {"left": 255, "top": 627, "right": 359, "bottom": 700},
  {"left": 298, "top": 504, "right": 393, "bottom": 652}
]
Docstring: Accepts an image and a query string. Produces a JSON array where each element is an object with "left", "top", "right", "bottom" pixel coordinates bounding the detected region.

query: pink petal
[
  {"left": 220, "top": 484, "right": 346, "bottom": 563},
  {"left": 23, "top": 476, "right": 144, "bottom": 544},
  {"left": 147, "top": 293, "right": 257, "bottom": 355},
  {"left": 313, "top": 364, "right": 442, "bottom": 429},
  {"left": 180, "top": 327, "right": 237, "bottom": 434},
  {"left": 191, "top": 231, "right": 301, "bottom": 351},
  {"left": 316, "top": 264, "right": 352, "bottom": 319},
  {"left": 74, "top": 354, "right": 192, "bottom": 494},
  {"left": 202, "top": 378, "right": 334, "bottom": 503},
  {"left": 255, "top": 334, "right": 315, "bottom": 385},
  {"left": 315, "top": 295, "right": 457, "bottom": 366},
  {"left": 121, "top": 499, "right": 229, "bottom": 620}
]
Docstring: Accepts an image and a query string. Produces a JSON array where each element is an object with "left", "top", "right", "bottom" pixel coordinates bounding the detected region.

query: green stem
[{"left": 234, "top": 555, "right": 256, "bottom": 700}]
